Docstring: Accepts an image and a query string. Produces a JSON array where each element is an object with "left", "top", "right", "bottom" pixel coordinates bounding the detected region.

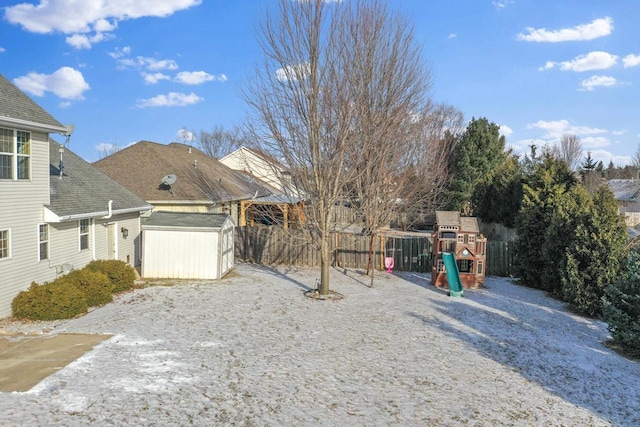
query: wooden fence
[{"left": 234, "top": 226, "right": 515, "bottom": 276}]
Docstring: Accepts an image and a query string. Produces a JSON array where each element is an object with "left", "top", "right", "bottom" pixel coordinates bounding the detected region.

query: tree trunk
[
  {"left": 319, "top": 235, "right": 331, "bottom": 295},
  {"left": 366, "top": 233, "right": 375, "bottom": 276}
]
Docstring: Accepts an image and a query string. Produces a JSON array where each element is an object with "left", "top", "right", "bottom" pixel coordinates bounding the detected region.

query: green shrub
[
  {"left": 86, "top": 260, "right": 136, "bottom": 293},
  {"left": 603, "top": 251, "right": 640, "bottom": 358},
  {"left": 60, "top": 269, "right": 113, "bottom": 307},
  {"left": 12, "top": 281, "right": 88, "bottom": 321}
]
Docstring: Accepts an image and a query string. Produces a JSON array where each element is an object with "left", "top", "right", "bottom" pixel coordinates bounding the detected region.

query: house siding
[{"left": 0, "top": 134, "right": 50, "bottom": 318}]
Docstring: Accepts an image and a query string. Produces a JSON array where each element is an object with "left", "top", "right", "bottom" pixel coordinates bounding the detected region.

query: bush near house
[
  {"left": 11, "top": 260, "right": 136, "bottom": 321},
  {"left": 12, "top": 281, "right": 88, "bottom": 321},
  {"left": 60, "top": 269, "right": 113, "bottom": 307},
  {"left": 86, "top": 260, "right": 136, "bottom": 293},
  {"left": 603, "top": 250, "right": 640, "bottom": 359}
]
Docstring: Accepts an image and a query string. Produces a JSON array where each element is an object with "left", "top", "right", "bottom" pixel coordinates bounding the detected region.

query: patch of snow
[{"left": 0, "top": 263, "right": 638, "bottom": 426}]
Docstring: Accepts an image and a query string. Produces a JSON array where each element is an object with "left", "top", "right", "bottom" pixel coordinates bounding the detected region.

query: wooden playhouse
[{"left": 431, "top": 211, "right": 487, "bottom": 289}]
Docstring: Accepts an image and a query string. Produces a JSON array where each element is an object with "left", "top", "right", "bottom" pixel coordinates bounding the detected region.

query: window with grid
[
  {"left": 38, "top": 224, "right": 49, "bottom": 261},
  {"left": 436, "top": 259, "right": 444, "bottom": 273},
  {"left": 0, "top": 128, "right": 13, "bottom": 180},
  {"left": 477, "top": 260, "right": 484, "bottom": 275},
  {"left": 458, "top": 259, "right": 474, "bottom": 273},
  {"left": 79, "top": 219, "right": 90, "bottom": 250},
  {"left": 0, "top": 229, "right": 9, "bottom": 259},
  {"left": 0, "top": 128, "right": 31, "bottom": 180},
  {"left": 16, "top": 131, "right": 30, "bottom": 179}
]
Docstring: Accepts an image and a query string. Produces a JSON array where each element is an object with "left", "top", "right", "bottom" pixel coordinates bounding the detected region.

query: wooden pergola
[{"left": 240, "top": 195, "right": 306, "bottom": 229}]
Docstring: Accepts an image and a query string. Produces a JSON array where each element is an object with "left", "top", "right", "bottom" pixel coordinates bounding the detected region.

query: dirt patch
[{"left": 0, "top": 333, "right": 111, "bottom": 392}]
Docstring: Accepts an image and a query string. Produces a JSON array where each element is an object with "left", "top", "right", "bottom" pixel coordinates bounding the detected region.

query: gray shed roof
[
  {"left": 0, "top": 73, "right": 66, "bottom": 133},
  {"left": 48, "top": 139, "right": 153, "bottom": 218},
  {"left": 142, "top": 211, "right": 231, "bottom": 229}
]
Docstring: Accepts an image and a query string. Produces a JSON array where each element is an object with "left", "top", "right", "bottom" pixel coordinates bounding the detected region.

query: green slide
[{"left": 442, "top": 252, "right": 464, "bottom": 297}]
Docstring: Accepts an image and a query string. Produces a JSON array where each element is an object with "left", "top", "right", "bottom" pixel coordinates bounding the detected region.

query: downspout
[{"left": 103, "top": 200, "right": 113, "bottom": 219}]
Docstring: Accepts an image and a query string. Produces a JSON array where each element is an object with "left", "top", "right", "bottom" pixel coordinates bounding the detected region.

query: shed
[{"left": 141, "top": 211, "right": 234, "bottom": 279}]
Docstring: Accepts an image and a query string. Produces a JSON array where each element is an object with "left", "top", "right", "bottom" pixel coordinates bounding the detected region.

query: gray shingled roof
[
  {"left": 142, "top": 211, "right": 230, "bottom": 229},
  {"left": 48, "top": 139, "right": 153, "bottom": 218},
  {"left": 93, "top": 141, "right": 275, "bottom": 204},
  {"left": 435, "top": 211, "right": 480, "bottom": 233},
  {"left": 0, "top": 73, "right": 66, "bottom": 131},
  {"left": 607, "top": 179, "right": 640, "bottom": 202}
]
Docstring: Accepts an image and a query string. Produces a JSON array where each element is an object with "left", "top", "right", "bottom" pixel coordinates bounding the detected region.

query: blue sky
[{"left": 2, "top": 0, "right": 639, "bottom": 165}]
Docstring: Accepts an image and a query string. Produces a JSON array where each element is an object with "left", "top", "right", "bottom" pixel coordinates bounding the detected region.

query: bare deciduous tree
[
  {"left": 246, "top": 0, "right": 358, "bottom": 297},
  {"left": 247, "top": 0, "right": 440, "bottom": 295},
  {"left": 197, "top": 125, "right": 245, "bottom": 159},
  {"left": 558, "top": 134, "right": 583, "bottom": 171}
]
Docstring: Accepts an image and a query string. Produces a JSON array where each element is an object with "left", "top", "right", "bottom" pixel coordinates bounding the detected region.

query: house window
[
  {"left": 16, "top": 131, "right": 30, "bottom": 179},
  {"left": 0, "top": 229, "right": 9, "bottom": 259},
  {"left": 457, "top": 234, "right": 464, "bottom": 243},
  {"left": 0, "top": 128, "right": 31, "bottom": 180},
  {"left": 458, "top": 259, "right": 473, "bottom": 273},
  {"left": 79, "top": 219, "right": 90, "bottom": 250},
  {"left": 0, "top": 129, "right": 13, "bottom": 179},
  {"left": 469, "top": 234, "right": 476, "bottom": 244},
  {"left": 436, "top": 259, "right": 444, "bottom": 273},
  {"left": 477, "top": 260, "right": 484, "bottom": 275},
  {"left": 38, "top": 224, "right": 49, "bottom": 261}
]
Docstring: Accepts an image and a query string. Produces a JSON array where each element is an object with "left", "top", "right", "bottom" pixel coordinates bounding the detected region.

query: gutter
[
  {"left": 0, "top": 116, "right": 68, "bottom": 134},
  {"left": 44, "top": 204, "right": 154, "bottom": 223}
]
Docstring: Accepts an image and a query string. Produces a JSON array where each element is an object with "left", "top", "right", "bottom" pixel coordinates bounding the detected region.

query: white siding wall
[
  {"left": 142, "top": 229, "right": 220, "bottom": 279},
  {"left": 96, "top": 213, "right": 140, "bottom": 266},
  {"left": 0, "top": 133, "right": 50, "bottom": 318}
]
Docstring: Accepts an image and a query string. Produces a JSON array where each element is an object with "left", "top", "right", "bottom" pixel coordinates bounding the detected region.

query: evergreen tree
[
  {"left": 472, "top": 152, "right": 523, "bottom": 228},
  {"left": 444, "top": 117, "right": 506, "bottom": 212},
  {"left": 561, "top": 186, "right": 627, "bottom": 316},
  {"left": 603, "top": 250, "right": 640, "bottom": 358},
  {"left": 514, "top": 155, "right": 576, "bottom": 290}
]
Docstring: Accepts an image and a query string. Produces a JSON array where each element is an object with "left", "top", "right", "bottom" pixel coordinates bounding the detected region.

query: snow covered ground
[{"left": 0, "top": 263, "right": 638, "bottom": 426}]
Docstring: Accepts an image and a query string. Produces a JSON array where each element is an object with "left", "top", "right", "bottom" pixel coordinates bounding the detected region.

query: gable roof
[
  {"left": 220, "top": 146, "right": 288, "bottom": 171},
  {"left": 46, "top": 139, "right": 152, "bottom": 221},
  {"left": 435, "top": 211, "right": 480, "bottom": 233},
  {"left": 93, "top": 141, "right": 274, "bottom": 204},
  {"left": 0, "top": 73, "right": 67, "bottom": 134}
]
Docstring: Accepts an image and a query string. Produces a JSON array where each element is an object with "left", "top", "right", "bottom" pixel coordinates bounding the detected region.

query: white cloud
[
  {"left": 447, "top": 33, "right": 457, "bottom": 39},
  {"left": 143, "top": 72, "right": 171, "bottom": 84},
  {"left": 498, "top": 124, "right": 513, "bottom": 137},
  {"left": 623, "top": 53, "right": 640, "bottom": 68},
  {"left": 0, "top": 47, "right": 5, "bottom": 53},
  {"left": 493, "top": 0, "right": 514, "bottom": 9},
  {"left": 136, "top": 92, "right": 203, "bottom": 108},
  {"left": 174, "top": 71, "right": 227, "bottom": 85},
  {"left": 612, "top": 130, "right": 626, "bottom": 136},
  {"left": 13, "top": 67, "right": 90, "bottom": 100},
  {"left": 590, "top": 150, "right": 631, "bottom": 167},
  {"left": 579, "top": 75, "right": 617, "bottom": 91},
  {"left": 517, "top": 17, "right": 613, "bottom": 42},
  {"left": 65, "top": 31, "right": 112, "bottom": 49},
  {"left": 542, "top": 51, "right": 618, "bottom": 72},
  {"left": 5, "top": 0, "right": 202, "bottom": 49},
  {"left": 176, "top": 129, "right": 195, "bottom": 141},
  {"left": 581, "top": 136, "right": 611, "bottom": 148},
  {"left": 276, "top": 62, "right": 310, "bottom": 82},
  {"left": 527, "top": 119, "right": 607, "bottom": 140}
]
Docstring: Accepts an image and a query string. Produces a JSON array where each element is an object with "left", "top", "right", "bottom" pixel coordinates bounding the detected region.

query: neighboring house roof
[
  {"left": 607, "top": 179, "right": 640, "bottom": 202},
  {"left": 93, "top": 141, "right": 274, "bottom": 204},
  {"left": 219, "top": 146, "right": 288, "bottom": 172},
  {"left": 0, "top": 73, "right": 67, "bottom": 134},
  {"left": 435, "top": 211, "right": 480, "bottom": 233},
  {"left": 46, "top": 139, "right": 153, "bottom": 221},
  {"left": 142, "top": 211, "right": 231, "bottom": 229}
]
